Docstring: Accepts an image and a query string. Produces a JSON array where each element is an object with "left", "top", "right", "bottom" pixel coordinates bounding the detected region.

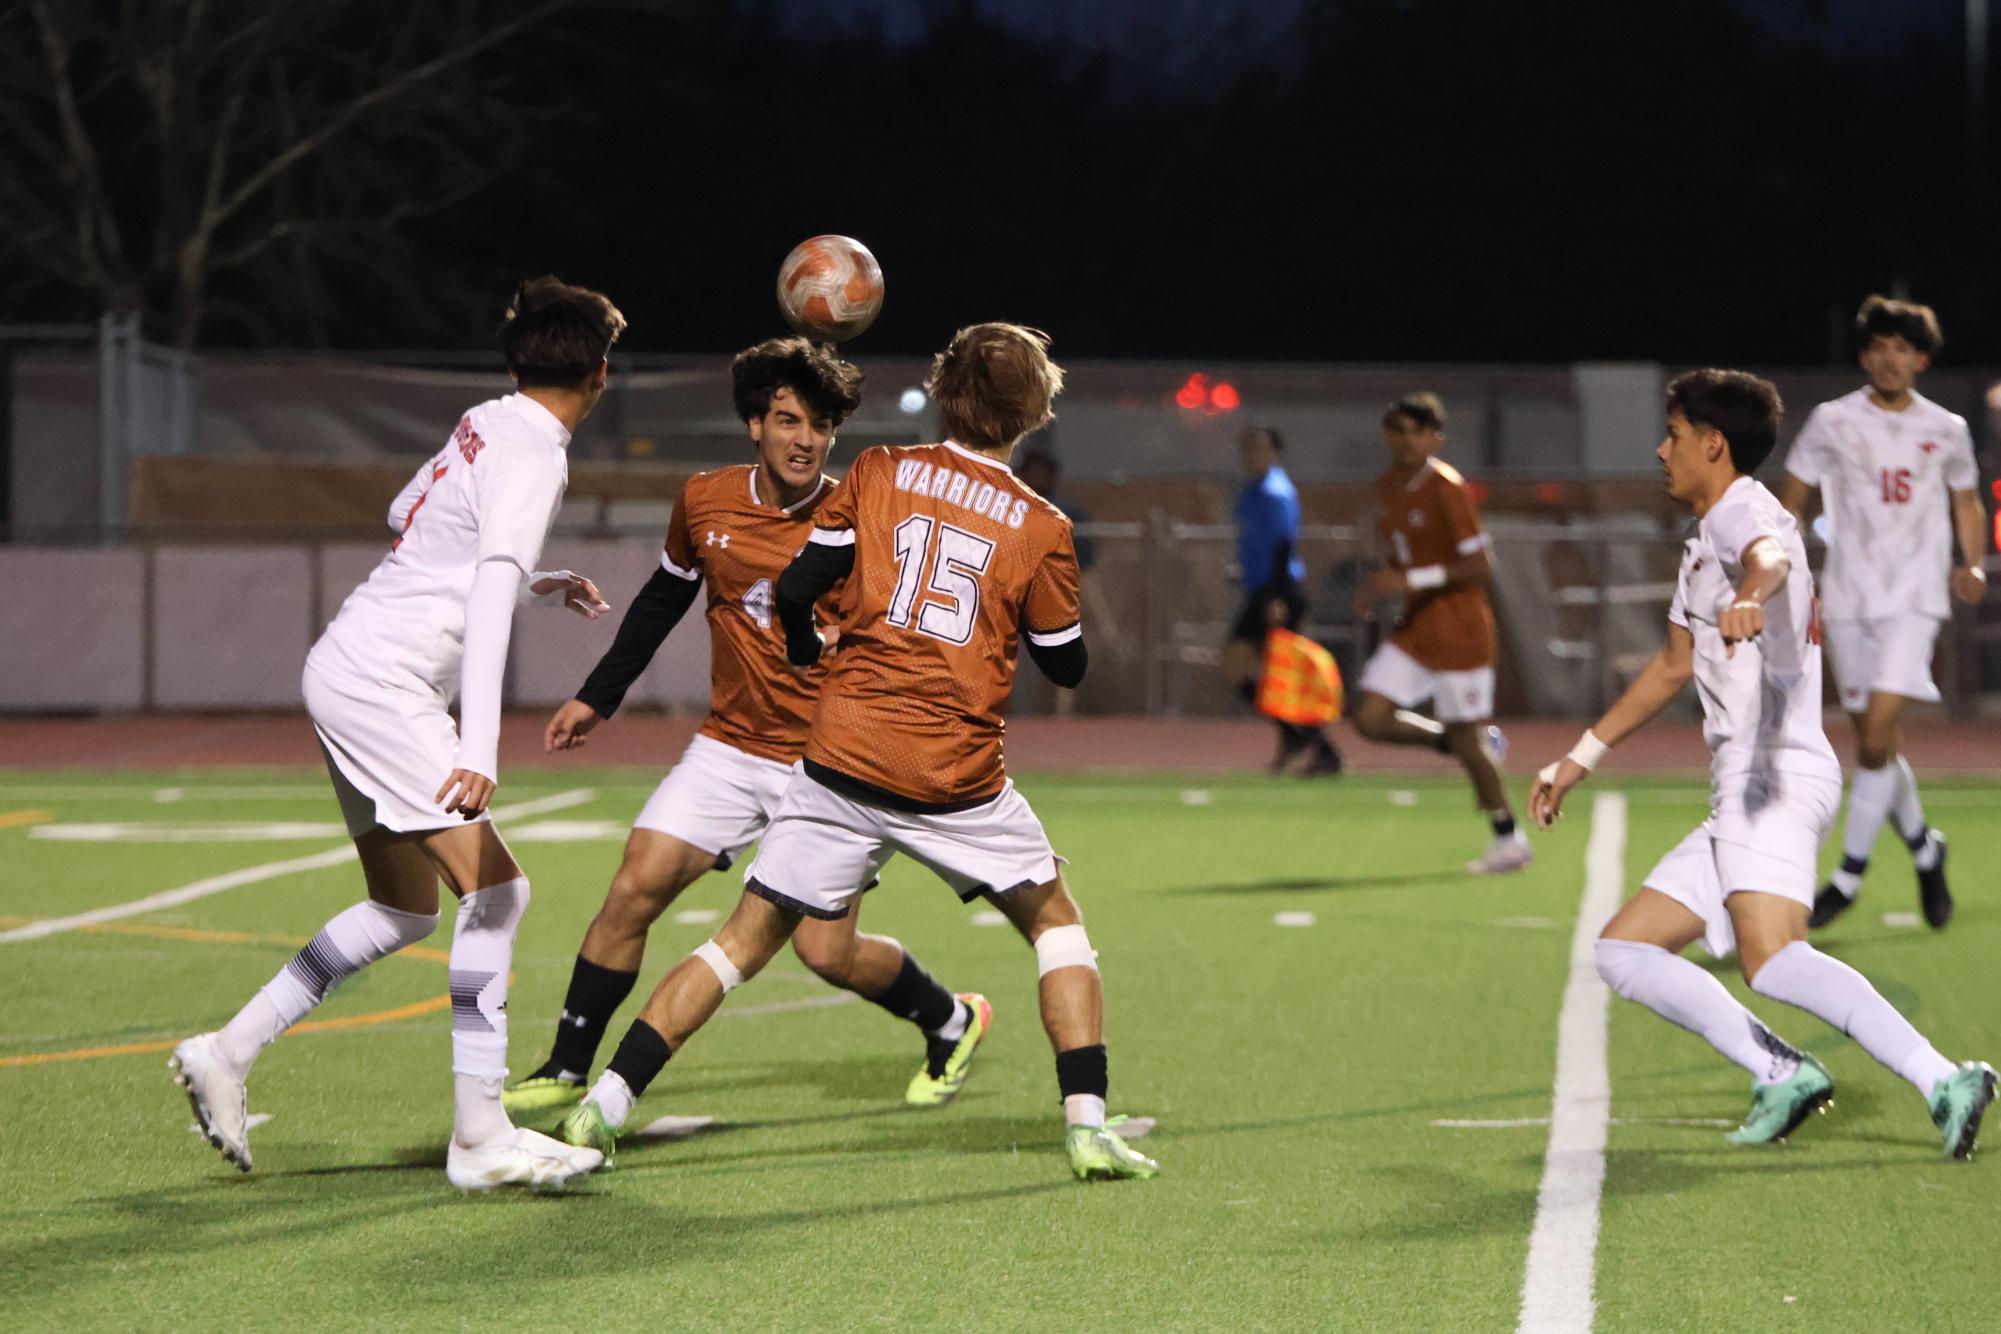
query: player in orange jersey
[
  {"left": 504, "top": 338, "right": 990, "bottom": 1124},
  {"left": 558, "top": 324, "right": 1158, "bottom": 1181},
  {"left": 1351, "top": 392, "right": 1530, "bottom": 875}
]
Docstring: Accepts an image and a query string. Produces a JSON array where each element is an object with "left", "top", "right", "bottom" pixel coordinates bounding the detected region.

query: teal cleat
[
  {"left": 1725, "top": 1054, "right": 1834, "bottom": 1145},
  {"left": 1066, "top": 1121, "right": 1160, "bottom": 1181},
  {"left": 555, "top": 1100, "right": 619, "bottom": 1169},
  {"left": 1929, "top": 1061, "right": 1997, "bottom": 1161}
]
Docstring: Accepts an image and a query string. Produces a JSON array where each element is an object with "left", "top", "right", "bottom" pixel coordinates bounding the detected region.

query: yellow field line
[
  {"left": 0, "top": 809, "right": 53, "bottom": 830},
  {"left": 0, "top": 918, "right": 473, "bottom": 1069}
]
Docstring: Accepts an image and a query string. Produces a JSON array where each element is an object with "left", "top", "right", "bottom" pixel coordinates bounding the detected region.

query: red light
[
  {"left": 1990, "top": 479, "right": 2001, "bottom": 502},
  {"left": 1174, "top": 373, "right": 1208, "bottom": 410},
  {"left": 1209, "top": 382, "right": 1240, "bottom": 412},
  {"left": 1535, "top": 481, "right": 1565, "bottom": 507}
]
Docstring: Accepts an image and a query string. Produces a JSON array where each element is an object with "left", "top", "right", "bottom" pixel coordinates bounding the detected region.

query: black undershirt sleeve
[
  {"left": 1026, "top": 635, "right": 1088, "bottom": 688},
  {"left": 777, "top": 541, "right": 855, "bottom": 666},
  {"left": 573, "top": 565, "right": 702, "bottom": 718}
]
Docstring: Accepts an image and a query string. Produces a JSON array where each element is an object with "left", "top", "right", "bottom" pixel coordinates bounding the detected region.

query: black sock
[
  {"left": 1054, "top": 1043, "right": 1109, "bottom": 1103},
  {"left": 1903, "top": 824, "right": 1932, "bottom": 853},
  {"left": 869, "top": 951, "right": 959, "bottom": 1034},
  {"left": 1840, "top": 852, "right": 1869, "bottom": 877},
  {"left": 605, "top": 1019, "right": 673, "bottom": 1098},
  {"left": 1490, "top": 811, "right": 1517, "bottom": 838},
  {"left": 539, "top": 955, "right": 638, "bottom": 1081}
]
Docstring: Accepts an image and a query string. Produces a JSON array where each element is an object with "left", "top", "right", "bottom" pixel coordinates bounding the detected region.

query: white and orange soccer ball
[{"left": 775, "top": 235, "right": 884, "bottom": 343}]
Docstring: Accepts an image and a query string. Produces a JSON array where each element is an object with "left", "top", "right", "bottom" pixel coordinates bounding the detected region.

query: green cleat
[
  {"left": 1929, "top": 1061, "right": 1997, "bottom": 1161},
  {"left": 905, "top": 994, "right": 993, "bottom": 1108},
  {"left": 502, "top": 1073, "right": 586, "bottom": 1118},
  {"left": 1725, "top": 1054, "right": 1834, "bottom": 1145},
  {"left": 1066, "top": 1122, "right": 1160, "bottom": 1181},
  {"left": 555, "top": 1100, "right": 618, "bottom": 1169}
]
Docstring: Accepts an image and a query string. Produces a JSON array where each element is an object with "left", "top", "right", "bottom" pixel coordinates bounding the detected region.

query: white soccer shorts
[
  {"left": 1822, "top": 614, "right": 1943, "bottom": 713},
  {"left": 743, "top": 765, "right": 1061, "bottom": 920},
  {"left": 1643, "top": 776, "right": 1840, "bottom": 959},
  {"left": 304, "top": 662, "right": 486, "bottom": 837},
  {"left": 1357, "top": 641, "right": 1495, "bottom": 724},
  {"left": 633, "top": 733, "right": 793, "bottom": 869}
]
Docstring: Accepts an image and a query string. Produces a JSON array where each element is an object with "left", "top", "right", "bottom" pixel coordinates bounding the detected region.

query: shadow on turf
[{"left": 1168, "top": 869, "right": 1472, "bottom": 896}]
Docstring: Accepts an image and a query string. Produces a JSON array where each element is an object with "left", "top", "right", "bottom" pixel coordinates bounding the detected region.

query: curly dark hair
[
  {"left": 731, "top": 337, "right": 864, "bottom": 425},
  {"left": 1856, "top": 294, "right": 1943, "bottom": 356}
]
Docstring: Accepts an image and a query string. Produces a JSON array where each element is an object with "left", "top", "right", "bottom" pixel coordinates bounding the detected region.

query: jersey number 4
[
  {"left": 1879, "top": 467, "right": 1913, "bottom": 504},
  {"left": 888, "top": 515, "right": 993, "bottom": 645}
]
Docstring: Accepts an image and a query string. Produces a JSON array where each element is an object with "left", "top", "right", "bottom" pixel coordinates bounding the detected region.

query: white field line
[
  {"left": 0, "top": 789, "right": 595, "bottom": 944},
  {"left": 1435, "top": 1117, "right": 1732, "bottom": 1130},
  {"left": 1517, "top": 791, "right": 1625, "bottom": 1334},
  {"left": 721, "top": 992, "right": 859, "bottom": 1019}
]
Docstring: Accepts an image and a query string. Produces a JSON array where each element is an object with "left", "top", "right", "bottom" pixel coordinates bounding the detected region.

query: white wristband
[
  {"left": 1568, "top": 729, "right": 1609, "bottom": 771},
  {"left": 1407, "top": 564, "right": 1446, "bottom": 591}
]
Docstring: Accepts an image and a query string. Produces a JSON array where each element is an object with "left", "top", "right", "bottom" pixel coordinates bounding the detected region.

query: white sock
[
  {"left": 449, "top": 878, "right": 529, "bottom": 1146},
  {"left": 1840, "top": 764, "right": 1898, "bottom": 873},
  {"left": 928, "top": 999, "right": 970, "bottom": 1043},
  {"left": 1749, "top": 941, "right": 1958, "bottom": 1099},
  {"left": 1595, "top": 940, "right": 1801, "bottom": 1084},
  {"left": 1892, "top": 758, "right": 1939, "bottom": 869},
  {"left": 218, "top": 899, "right": 437, "bottom": 1074},
  {"left": 586, "top": 1071, "right": 636, "bottom": 1130},
  {"left": 1064, "top": 1094, "right": 1106, "bottom": 1128}
]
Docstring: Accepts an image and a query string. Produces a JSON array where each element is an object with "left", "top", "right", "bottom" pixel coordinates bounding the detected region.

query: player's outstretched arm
[
  {"left": 563, "top": 566, "right": 703, "bottom": 737},
  {"left": 1949, "top": 488, "right": 1990, "bottom": 604},
  {"left": 1530, "top": 625, "right": 1694, "bottom": 828},
  {"left": 442, "top": 558, "right": 525, "bottom": 818},
  {"left": 522, "top": 570, "right": 611, "bottom": 618}
]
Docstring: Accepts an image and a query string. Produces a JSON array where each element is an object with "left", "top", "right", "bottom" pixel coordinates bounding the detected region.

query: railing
[{"left": 0, "top": 530, "right": 1995, "bottom": 718}]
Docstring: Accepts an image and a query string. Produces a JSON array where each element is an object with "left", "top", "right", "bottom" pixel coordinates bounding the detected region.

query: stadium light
[
  {"left": 1174, "top": 373, "right": 1209, "bottom": 410},
  {"left": 1209, "top": 381, "right": 1241, "bottom": 412}
]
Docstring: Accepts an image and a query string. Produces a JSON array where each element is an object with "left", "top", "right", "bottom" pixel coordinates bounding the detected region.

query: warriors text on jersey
[
  {"left": 803, "top": 441, "right": 1081, "bottom": 808},
  {"left": 661, "top": 465, "right": 842, "bottom": 764},
  {"left": 1375, "top": 458, "right": 1496, "bottom": 671}
]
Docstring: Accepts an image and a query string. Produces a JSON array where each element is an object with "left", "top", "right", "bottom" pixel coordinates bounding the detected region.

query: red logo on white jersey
[
  {"left": 1920, "top": 440, "right": 1938, "bottom": 455},
  {"left": 453, "top": 415, "right": 487, "bottom": 464}
]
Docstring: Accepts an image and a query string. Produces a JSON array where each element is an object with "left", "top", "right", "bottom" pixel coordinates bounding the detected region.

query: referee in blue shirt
[{"left": 1223, "top": 427, "right": 1343, "bottom": 774}]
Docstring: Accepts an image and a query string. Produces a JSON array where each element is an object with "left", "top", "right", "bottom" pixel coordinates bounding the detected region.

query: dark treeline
[{"left": 4, "top": 0, "right": 1994, "bottom": 364}]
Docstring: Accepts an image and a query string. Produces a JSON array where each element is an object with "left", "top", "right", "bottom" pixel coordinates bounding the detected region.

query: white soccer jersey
[
  {"left": 1668, "top": 477, "right": 1840, "bottom": 792},
  {"left": 309, "top": 393, "right": 570, "bottom": 698},
  {"left": 1783, "top": 387, "right": 1978, "bottom": 621}
]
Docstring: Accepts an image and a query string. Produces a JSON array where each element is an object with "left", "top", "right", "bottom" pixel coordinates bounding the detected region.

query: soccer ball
[{"left": 775, "top": 235, "right": 884, "bottom": 343}]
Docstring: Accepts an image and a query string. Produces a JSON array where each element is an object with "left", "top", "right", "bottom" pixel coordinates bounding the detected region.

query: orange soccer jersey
[
  {"left": 662, "top": 465, "right": 841, "bottom": 763},
  {"left": 803, "top": 442, "right": 1081, "bottom": 808},
  {"left": 1375, "top": 458, "right": 1496, "bottom": 672}
]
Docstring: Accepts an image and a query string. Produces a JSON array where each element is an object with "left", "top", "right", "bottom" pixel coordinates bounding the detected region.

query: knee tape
[
  {"left": 1034, "top": 923, "right": 1098, "bottom": 978},
  {"left": 694, "top": 939, "right": 745, "bottom": 993}
]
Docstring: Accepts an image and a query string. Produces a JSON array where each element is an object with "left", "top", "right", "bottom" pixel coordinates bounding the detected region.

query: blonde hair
[{"left": 925, "top": 323, "right": 1064, "bottom": 449}]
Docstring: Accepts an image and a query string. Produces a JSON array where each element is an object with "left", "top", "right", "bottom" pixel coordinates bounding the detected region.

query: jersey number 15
[{"left": 888, "top": 515, "right": 993, "bottom": 645}]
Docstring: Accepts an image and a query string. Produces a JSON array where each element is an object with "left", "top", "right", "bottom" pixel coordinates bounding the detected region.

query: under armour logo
[
  {"left": 707, "top": 530, "right": 730, "bottom": 549},
  {"left": 1920, "top": 440, "right": 1939, "bottom": 455}
]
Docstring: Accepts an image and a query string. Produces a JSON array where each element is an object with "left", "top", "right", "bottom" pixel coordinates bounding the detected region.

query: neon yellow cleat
[
  {"left": 905, "top": 994, "right": 993, "bottom": 1108},
  {"left": 555, "top": 1100, "right": 618, "bottom": 1169},
  {"left": 1067, "top": 1122, "right": 1159, "bottom": 1181},
  {"left": 502, "top": 1074, "right": 586, "bottom": 1118}
]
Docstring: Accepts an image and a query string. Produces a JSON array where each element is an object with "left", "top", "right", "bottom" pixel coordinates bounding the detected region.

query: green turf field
[{"left": 2, "top": 769, "right": 1996, "bottom": 1331}]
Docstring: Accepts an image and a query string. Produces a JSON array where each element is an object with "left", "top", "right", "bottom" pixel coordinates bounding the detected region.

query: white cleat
[
  {"left": 1466, "top": 829, "right": 1534, "bottom": 876},
  {"left": 445, "top": 1126, "right": 604, "bottom": 1193},
  {"left": 171, "top": 1032, "right": 253, "bottom": 1172}
]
